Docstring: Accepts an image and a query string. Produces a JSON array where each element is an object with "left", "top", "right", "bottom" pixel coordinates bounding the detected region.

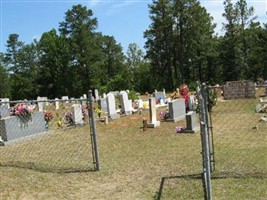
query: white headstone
[
  {"left": 94, "top": 89, "right": 99, "bottom": 101},
  {"left": 37, "top": 96, "right": 43, "bottom": 112},
  {"left": 62, "top": 96, "right": 69, "bottom": 103},
  {"left": 119, "top": 91, "right": 131, "bottom": 115},
  {"left": 147, "top": 97, "right": 160, "bottom": 128},
  {"left": 0, "top": 98, "right": 10, "bottom": 109},
  {"left": 166, "top": 99, "right": 186, "bottom": 122},
  {"left": 138, "top": 99, "right": 143, "bottom": 109},
  {"left": 55, "top": 98, "right": 59, "bottom": 110},
  {"left": 188, "top": 95, "right": 196, "bottom": 111},
  {"left": 106, "top": 93, "right": 119, "bottom": 119},
  {"left": 72, "top": 104, "right": 83, "bottom": 125},
  {"left": 186, "top": 111, "right": 199, "bottom": 132},
  {"left": 42, "top": 97, "right": 48, "bottom": 105}
]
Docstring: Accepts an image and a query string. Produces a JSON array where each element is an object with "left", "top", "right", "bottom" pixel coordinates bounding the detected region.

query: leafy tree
[
  {"left": 245, "top": 22, "right": 267, "bottom": 81},
  {"left": 4, "top": 34, "right": 39, "bottom": 99},
  {"left": 144, "top": 0, "right": 174, "bottom": 90},
  {"left": 38, "top": 29, "right": 72, "bottom": 98},
  {"left": 144, "top": 0, "right": 216, "bottom": 90},
  {"left": 59, "top": 4, "right": 101, "bottom": 96},
  {"left": 0, "top": 53, "right": 10, "bottom": 97},
  {"left": 221, "top": 0, "right": 255, "bottom": 81},
  {"left": 126, "top": 43, "right": 152, "bottom": 93},
  {"left": 100, "top": 35, "right": 127, "bottom": 83}
]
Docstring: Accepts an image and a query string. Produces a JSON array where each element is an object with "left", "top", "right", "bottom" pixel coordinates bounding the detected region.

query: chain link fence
[
  {"left": 210, "top": 85, "right": 266, "bottom": 176},
  {"left": 0, "top": 98, "right": 94, "bottom": 172},
  {"left": 1, "top": 85, "right": 266, "bottom": 199},
  {"left": 208, "top": 84, "right": 267, "bottom": 199}
]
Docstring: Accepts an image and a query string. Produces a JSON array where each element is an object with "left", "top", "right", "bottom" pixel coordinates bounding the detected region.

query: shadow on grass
[
  {"left": 0, "top": 161, "right": 96, "bottom": 173},
  {"left": 154, "top": 172, "right": 267, "bottom": 200},
  {"left": 154, "top": 173, "right": 203, "bottom": 200}
]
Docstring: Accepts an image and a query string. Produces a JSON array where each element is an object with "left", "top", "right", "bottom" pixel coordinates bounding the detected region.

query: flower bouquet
[
  {"left": 44, "top": 112, "right": 53, "bottom": 122},
  {"left": 10, "top": 103, "right": 33, "bottom": 116},
  {"left": 65, "top": 112, "right": 74, "bottom": 126},
  {"left": 159, "top": 110, "right": 169, "bottom": 120},
  {"left": 10, "top": 103, "right": 33, "bottom": 124},
  {"left": 44, "top": 112, "right": 53, "bottom": 130},
  {"left": 95, "top": 108, "right": 102, "bottom": 118}
]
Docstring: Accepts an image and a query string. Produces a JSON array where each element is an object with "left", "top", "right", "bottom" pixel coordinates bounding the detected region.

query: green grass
[{"left": 1, "top": 90, "right": 267, "bottom": 199}]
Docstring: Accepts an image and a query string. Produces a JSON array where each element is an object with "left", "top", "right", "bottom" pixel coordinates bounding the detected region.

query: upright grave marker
[
  {"left": 147, "top": 97, "right": 160, "bottom": 128},
  {"left": 37, "top": 96, "right": 44, "bottom": 112},
  {"left": 0, "top": 98, "right": 10, "bottom": 109},
  {"left": 119, "top": 91, "right": 131, "bottom": 115},
  {"left": 185, "top": 111, "right": 199, "bottom": 132},
  {"left": 106, "top": 93, "right": 120, "bottom": 119},
  {"left": 72, "top": 104, "right": 83, "bottom": 125},
  {"left": 55, "top": 98, "right": 59, "bottom": 110},
  {"left": 0, "top": 105, "right": 9, "bottom": 118},
  {"left": 223, "top": 80, "right": 255, "bottom": 100},
  {"left": 94, "top": 89, "right": 99, "bottom": 101},
  {"left": 0, "top": 112, "right": 46, "bottom": 141},
  {"left": 166, "top": 99, "right": 186, "bottom": 122}
]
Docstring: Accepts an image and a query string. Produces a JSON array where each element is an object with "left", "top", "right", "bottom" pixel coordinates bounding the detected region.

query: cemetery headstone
[
  {"left": 188, "top": 95, "right": 196, "bottom": 111},
  {"left": 72, "top": 104, "right": 83, "bottom": 125},
  {"left": 42, "top": 97, "right": 49, "bottom": 105},
  {"left": 62, "top": 96, "right": 69, "bottom": 103},
  {"left": 185, "top": 111, "right": 199, "bottom": 132},
  {"left": 138, "top": 99, "right": 143, "bottom": 109},
  {"left": 37, "top": 96, "right": 44, "bottom": 112},
  {"left": 0, "top": 105, "right": 9, "bottom": 118},
  {"left": 147, "top": 97, "right": 160, "bottom": 128},
  {"left": 153, "top": 91, "right": 165, "bottom": 104},
  {"left": 98, "top": 98, "right": 108, "bottom": 112},
  {"left": 166, "top": 99, "right": 186, "bottom": 122},
  {"left": 0, "top": 112, "right": 46, "bottom": 141},
  {"left": 119, "top": 91, "right": 132, "bottom": 115},
  {"left": 223, "top": 80, "right": 255, "bottom": 100},
  {"left": 95, "top": 89, "right": 99, "bottom": 101},
  {"left": 55, "top": 98, "right": 59, "bottom": 110},
  {"left": 106, "top": 93, "right": 120, "bottom": 119},
  {"left": 0, "top": 98, "right": 10, "bottom": 109}
]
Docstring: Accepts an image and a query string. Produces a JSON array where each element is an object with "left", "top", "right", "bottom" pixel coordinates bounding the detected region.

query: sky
[{"left": 0, "top": 0, "right": 266, "bottom": 54}]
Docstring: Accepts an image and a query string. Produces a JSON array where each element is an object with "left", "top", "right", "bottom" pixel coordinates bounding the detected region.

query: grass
[{"left": 1, "top": 89, "right": 267, "bottom": 199}]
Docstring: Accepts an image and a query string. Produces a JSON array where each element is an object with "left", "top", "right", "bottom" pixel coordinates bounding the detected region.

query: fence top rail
[{"left": 0, "top": 98, "right": 89, "bottom": 104}]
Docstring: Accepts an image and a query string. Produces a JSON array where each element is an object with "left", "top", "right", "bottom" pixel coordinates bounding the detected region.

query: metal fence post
[
  {"left": 198, "top": 84, "right": 212, "bottom": 200},
  {"left": 88, "top": 90, "right": 100, "bottom": 171}
]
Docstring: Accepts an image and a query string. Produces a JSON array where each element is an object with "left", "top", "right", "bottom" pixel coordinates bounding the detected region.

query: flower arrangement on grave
[
  {"left": 65, "top": 112, "right": 74, "bottom": 125},
  {"left": 57, "top": 120, "right": 63, "bottom": 128},
  {"left": 159, "top": 110, "right": 170, "bottom": 120},
  {"left": 44, "top": 112, "right": 53, "bottom": 122},
  {"left": 82, "top": 106, "right": 89, "bottom": 119},
  {"left": 10, "top": 103, "right": 33, "bottom": 116},
  {"left": 179, "top": 84, "right": 190, "bottom": 105},
  {"left": 95, "top": 108, "right": 102, "bottom": 118},
  {"left": 44, "top": 111, "right": 53, "bottom": 130},
  {"left": 176, "top": 126, "right": 185, "bottom": 133}
]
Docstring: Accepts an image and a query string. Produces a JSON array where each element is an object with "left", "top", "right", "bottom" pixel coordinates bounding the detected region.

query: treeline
[{"left": 0, "top": 0, "right": 266, "bottom": 100}]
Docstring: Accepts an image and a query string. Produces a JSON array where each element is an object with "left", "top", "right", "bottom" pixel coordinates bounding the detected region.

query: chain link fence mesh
[
  {"left": 210, "top": 86, "right": 267, "bottom": 176},
  {"left": 209, "top": 85, "right": 267, "bottom": 198},
  {"left": 0, "top": 100, "right": 93, "bottom": 172},
  {"left": 2, "top": 86, "right": 265, "bottom": 198}
]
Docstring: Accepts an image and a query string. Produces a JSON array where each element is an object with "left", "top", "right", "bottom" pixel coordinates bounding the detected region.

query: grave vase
[{"left": 17, "top": 112, "right": 32, "bottom": 126}]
